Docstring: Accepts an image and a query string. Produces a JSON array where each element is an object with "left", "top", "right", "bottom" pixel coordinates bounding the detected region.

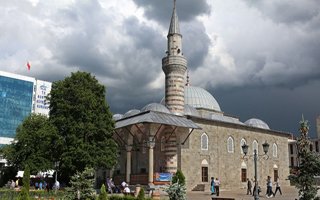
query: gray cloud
[
  {"left": 1, "top": 0, "right": 319, "bottom": 136},
  {"left": 244, "top": 0, "right": 320, "bottom": 24},
  {"left": 132, "top": 0, "right": 211, "bottom": 25}
]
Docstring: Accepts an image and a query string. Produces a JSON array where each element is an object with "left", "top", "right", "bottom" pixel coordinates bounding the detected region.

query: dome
[
  {"left": 141, "top": 103, "right": 171, "bottom": 114},
  {"left": 184, "top": 104, "right": 200, "bottom": 117},
  {"left": 112, "top": 114, "right": 123, "bottom": 121},
  {"left": 123, "top": 109, "right": 140, "bottom": 118},
  {"left": 184, "top": 86, "right": 221, "bottom": 112},
  {"left": 244, "top": 118, "right": 270, "bottom": 130}
]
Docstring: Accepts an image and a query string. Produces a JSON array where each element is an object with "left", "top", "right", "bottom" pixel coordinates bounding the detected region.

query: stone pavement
[{"left": 185, "top": 186, "right": 299, "bottom": 200}]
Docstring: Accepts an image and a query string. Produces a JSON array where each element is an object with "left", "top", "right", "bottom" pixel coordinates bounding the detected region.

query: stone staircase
[{"left": 191, "top": 184, "right": 205, "bottom": 191}]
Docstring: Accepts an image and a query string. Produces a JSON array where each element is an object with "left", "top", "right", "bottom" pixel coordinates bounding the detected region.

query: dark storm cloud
[
  {"left": 132, "top": 0, "right": 211, "bottom": 25},
  {"left": 212, "top": 80, "right": 320, "bottom": 137},
  {"left": 132, "top": 0, "right": 213, "bottom": 71},
  {"left": 181, "top": 20, "right": 211, "bottom": 70},
  {"left": 244, "top": 0, "right": 320, "bottom": 24},
  {"left": 123, "top": 17, "right": 165, "bottom": 59},
  {"left": 1, "top": 0, "right": 319, "bottom": 135},
  {"left": 52, "top": 0, "right": 120, "bottom": 76}
]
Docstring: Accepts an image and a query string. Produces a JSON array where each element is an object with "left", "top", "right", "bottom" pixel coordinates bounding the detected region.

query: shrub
[
  {"left": 171, "top": 169, "right": 185, "bottom": 185},
  {"left": 65, "top": 167, "right": 96, "bottom": 200},
  {"left": 99, "top": 184, "right": 108, "bottom": 200},
  {"left": 165, "top": 181, "right": 186, "bottom": 200}
]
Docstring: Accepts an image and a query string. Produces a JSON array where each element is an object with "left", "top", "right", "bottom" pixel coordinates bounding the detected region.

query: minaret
[
  {"left": 162, "top": 0, "right": 187, "bottom": 115},
  {"left": 317, "top": 116, "right": 320, "bottom": 139}
]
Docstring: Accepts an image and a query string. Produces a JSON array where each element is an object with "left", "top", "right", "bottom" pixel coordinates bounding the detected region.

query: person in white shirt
[
  {"left": 274, "top": 177, "right": 282, "bottom": 196},
  {"left": 214, "top": 178, "right": 221, "bottom": 196},
  {"left": 123, "top": 184, "right": 130, "bottom": 194},
  {"left": 121, "top": 181, "right": 127, "bottom": 191}
]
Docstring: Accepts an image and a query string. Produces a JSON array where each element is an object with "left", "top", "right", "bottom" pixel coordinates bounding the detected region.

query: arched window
[
  {"left": 273, "top": 143, "right": 278, "bottom": 157},
  {"left": 201, "top": 133, "right": 208, "bottom": 150},
  {"left": 227, "top": 137, "right": 234, "bottom": 153},
  {"left": 253, "top": 140, "right": 258, "bottom": 154},
  {"left": 240, "top": 138, "right": 247, "bottom": 154},
  {"left": 161, "top": 136, "right": 166, "bottom": 152}
]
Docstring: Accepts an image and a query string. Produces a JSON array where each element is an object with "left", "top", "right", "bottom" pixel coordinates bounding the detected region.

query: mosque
[{"left": 109, "top": 1, "right": 292, "bottom": 191}]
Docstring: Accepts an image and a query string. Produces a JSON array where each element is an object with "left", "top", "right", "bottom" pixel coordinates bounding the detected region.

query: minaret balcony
[{"left": 162, "top": 56, "right": 187, "bottom": 67}]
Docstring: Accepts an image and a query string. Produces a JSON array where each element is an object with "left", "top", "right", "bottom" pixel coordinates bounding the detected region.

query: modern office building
[{"left": 0, "top": 70, "right": 51, "bottom": 147}]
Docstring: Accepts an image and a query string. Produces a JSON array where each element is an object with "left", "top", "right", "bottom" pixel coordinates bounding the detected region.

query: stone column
[
  {"left": 148, "top": 137, "right": 156, "bottom": 185},
  {"left": 126, "top": 145, "right": 132, "bottom": 184}
]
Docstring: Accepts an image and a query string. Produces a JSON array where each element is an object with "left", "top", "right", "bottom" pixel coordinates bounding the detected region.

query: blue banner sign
[{"left": 155, "top": 173, "right": 172, "bottom": 182}]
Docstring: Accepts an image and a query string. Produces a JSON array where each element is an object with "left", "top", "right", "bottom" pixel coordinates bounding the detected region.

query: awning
[{"left": 115, "top": 110, "right": 201, "bottom": 130}]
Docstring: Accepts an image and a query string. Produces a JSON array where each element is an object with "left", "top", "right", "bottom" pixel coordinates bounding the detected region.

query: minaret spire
[
  {"left": 169, "top": 0, "right": 180, "bottom": 35},
  {"left": 162, "top": 0, "right": 187, "bottom": 115}
]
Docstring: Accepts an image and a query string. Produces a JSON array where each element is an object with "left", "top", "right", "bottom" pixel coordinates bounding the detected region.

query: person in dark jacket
[{"left": 247, "top": 178, "right": 252, "bottom": 195}]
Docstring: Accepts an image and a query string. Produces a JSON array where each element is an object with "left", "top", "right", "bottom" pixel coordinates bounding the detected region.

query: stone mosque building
[{"left": 110, "top": 1, "right": 292, "bottom": 190}]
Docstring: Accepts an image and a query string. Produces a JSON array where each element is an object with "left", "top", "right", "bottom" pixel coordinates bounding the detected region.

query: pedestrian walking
[
  {"left": 274, "top": 177, "right": 282, "bottom": 196},
  {"left": 266, "top": 176, "right": 274, "bottom": 198},
  {"left": 210, "top": 177, "right": 215, "bottom": 195},
  {"left": 214, "top": 178, "right": 220, "bottom": 196},
  {"left": 247, "top": 178, "right": 252, "bottom": 195}
]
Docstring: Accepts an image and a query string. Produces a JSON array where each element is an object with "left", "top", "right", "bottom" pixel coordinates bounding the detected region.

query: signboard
[
  {"left": 34, "top": 80, "right": 52, "bottom": 116},
  {"left": 155, "top": 173, "right": 172, "bottom": 182}
]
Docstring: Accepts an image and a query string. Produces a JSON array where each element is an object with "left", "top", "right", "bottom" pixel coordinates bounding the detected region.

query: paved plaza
[{"left": 184, "top": 186, "right": 300, "bottom": 200}]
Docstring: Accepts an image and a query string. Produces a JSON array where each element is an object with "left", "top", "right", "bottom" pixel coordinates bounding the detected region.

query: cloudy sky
[{"left": 1, "top": 0, "right": 319, "bottom": 137}]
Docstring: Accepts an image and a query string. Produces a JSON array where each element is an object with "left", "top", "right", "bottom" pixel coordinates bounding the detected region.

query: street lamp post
[
  {"left": 54, "top": 161, "right": 60, "bottom": 193},
  {"left": 242, "top": 142, "right": 269, "bottom": 200}
]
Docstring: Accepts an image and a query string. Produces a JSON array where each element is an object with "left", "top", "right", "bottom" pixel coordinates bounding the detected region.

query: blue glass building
[{"left": 0, "top": 73, "right": 34, "bottom": 139}]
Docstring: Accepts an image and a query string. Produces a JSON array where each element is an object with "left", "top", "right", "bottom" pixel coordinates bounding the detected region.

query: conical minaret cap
[{"left": 168, "top": 0, "right": 180, "bottom": 35}]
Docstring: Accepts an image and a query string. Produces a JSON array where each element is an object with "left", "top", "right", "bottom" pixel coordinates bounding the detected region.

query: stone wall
[{"left": 179, "top": 118, "right": 290, "bottom": 191}]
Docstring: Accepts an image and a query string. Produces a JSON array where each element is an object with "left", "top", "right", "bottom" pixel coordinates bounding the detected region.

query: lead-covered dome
[
  {"left": 244, "top": 118, "right": 270, "bottom": 130},
  {"left": 141, "top": 103, "right": 171, "bottom": 114},
  {"left": 184, "top": 104, "right": 200, "bottom": 117},
  {"left": 113, "top": 114, "right": 123, "bottom": 121},
  {"left": 123, "top": 109, "right": 140, "bottom": 118},
  {"left": 185, "top": 86, "right": 221, "bottom": 112}
]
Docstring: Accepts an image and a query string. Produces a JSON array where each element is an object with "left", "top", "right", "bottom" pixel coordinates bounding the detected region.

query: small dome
[
  {"left": 141, "top": 103, "right": 171, "bottom": 114},
  {"left": 185, "top": 86, "right": 221, "bottom": 112},
  {"left": 113, "top": 114, "right": 123, "bottom": 121},
  {"left": 123, "top": 109, "right": 140, "bottom": 118},
  {"left": 184, "top": 105, "right": 200, "bottom": 117},
  {"left": 244, "top": 118, "right": 270, "bottom": 130}
]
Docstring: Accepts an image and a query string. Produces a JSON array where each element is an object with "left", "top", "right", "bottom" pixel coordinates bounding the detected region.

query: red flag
[{"left": 27, "top": 62, "right": 31, "bottom": 70}]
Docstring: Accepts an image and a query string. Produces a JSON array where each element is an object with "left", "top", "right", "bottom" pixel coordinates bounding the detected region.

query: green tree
[
  {"left": 18, "top": 165, "right": 31, "bottom": 200},
  {"left": 65, "top": 167, "right": 96, "bottom": 200},
  {"left": 0, "top": 114, "right": 61, "bottom": 173},
  {"left": 48, "top": 71, "right": 118, "bottom": 184},
  {"left": 98, "top": 184, "right": 108, "bottom": 200},
  {"left": 172, "top": 169, "right": 185, "bottom": 185},
  {"left": 289, "top": 116, "right": 320, "bottom": 200}
]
